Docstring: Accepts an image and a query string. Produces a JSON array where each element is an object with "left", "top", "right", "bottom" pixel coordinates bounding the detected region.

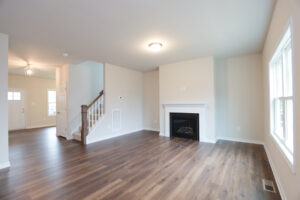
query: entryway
[
  {"left": 8, "top": 88, "right": 26, "bottom": 130},
  {"left": 8, "top": 67, "right": 57, "bottom": 131}
]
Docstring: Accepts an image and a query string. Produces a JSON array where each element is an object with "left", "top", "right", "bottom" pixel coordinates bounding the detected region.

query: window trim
[
  {"left": 8, "top": 91, "right": 21, "bottom": 101},
  {"left": 47, "top": 89, "right": 56, "bottom": 116},
  {"left": 268, "top": 17, "right": 296, "bottom": 173}
]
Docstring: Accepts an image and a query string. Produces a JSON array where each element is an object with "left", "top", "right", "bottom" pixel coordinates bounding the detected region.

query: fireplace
[{"left": 170, "top": 112, "right": 199, "bottom": 141}]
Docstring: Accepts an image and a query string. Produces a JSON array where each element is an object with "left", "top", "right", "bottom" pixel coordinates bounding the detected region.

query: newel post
[{"left": 81, "top": 105, "right": 88, "bottom": 145}]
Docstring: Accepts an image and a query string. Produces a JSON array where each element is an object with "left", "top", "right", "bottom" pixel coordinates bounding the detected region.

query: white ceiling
[{"left": 0, "top": 0, "right": 275, "bottom": 71}]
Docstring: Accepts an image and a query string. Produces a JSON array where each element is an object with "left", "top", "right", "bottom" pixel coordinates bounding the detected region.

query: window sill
[{"left": 270, "top": 133, "right": 295, "bottom": 173}]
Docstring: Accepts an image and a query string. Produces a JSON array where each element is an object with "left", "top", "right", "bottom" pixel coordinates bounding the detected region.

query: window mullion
[
  {"left": 283, "top": 99, "right": 287, "bottom": 141},
  {"left": 280, "top": 52, "right": 286, "bottom": 141},
  {"left": 281, "top": 52, "right": 285, "bottom": 97}
]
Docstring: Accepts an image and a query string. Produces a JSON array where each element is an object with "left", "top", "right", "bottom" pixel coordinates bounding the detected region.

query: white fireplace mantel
[{"left": 160, "top": 103, "right": 215, "bottom": 143}]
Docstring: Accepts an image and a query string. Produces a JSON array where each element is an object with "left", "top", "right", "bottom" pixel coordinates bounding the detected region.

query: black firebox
[{"left": 170, "top": 113, "right": 199, "bottom": 141}]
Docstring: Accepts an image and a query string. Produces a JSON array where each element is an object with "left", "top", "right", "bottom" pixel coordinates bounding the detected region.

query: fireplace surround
[{"left": 161, "top": 104, "right": 215, "bottom": 143}]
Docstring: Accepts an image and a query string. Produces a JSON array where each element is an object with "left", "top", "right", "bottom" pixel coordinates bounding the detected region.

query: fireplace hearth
[{"left": 170, "top": 112, "right": 199, "bottom": 141}]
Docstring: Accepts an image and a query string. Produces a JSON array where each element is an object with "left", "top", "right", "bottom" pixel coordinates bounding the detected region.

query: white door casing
[{"left": 56, "top": 82, "right": 69, "bottom": 139}]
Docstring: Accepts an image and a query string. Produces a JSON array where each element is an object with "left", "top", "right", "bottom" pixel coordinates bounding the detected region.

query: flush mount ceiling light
[
  {"left": 25, "top": 68, "right": 33, "bottom": 76},
  {"left": 63, "top": 53, "right": 69, "bottom": 57},
  {"left": 148, "top": 42, "right": 163, "bottom": 51},
  {"left": 24, "top": 65, "right": 33, "bottom": 76}
]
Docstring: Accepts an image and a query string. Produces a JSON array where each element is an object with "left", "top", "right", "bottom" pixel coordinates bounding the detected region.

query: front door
[{"left": 8, "top": 88, "right": 26, "bottom": 130}]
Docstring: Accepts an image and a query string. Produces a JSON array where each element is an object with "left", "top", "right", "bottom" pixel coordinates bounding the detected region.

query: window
[
  {"left": 8, "top": 92, "right": 13, "bottom": 100},
  {"left": 48, "top": 90, "right": 56, "bottom": 116},
  {"left": 8, "top": 92, "right": 21, "bottom": 101},
  {"left": 269, "top": 25, "right": 294, "bottom": 165}
]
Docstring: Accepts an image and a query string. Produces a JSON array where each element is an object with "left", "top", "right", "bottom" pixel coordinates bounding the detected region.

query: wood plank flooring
[{"left": 0, "top": 128, "right": 281, "bottom": 200}]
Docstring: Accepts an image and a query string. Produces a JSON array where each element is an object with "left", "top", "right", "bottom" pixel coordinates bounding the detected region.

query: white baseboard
[
  {"left": 143, "top": 128, "right": 160, "bottom": 132},
  {"left": 200, "top": 138, "right": 216, "bottom": 144},
  {"left": 217, "top": 136, "right": 264, "bottom": 145},
  {"left": 87, "top": 128, "right": 144, "bottom": 144},
  {"left": 264, "top": 145, "right": 286, "bottom": 200},
  {"left": 0, "top": 161, "right": 10, "bottom": 170}
]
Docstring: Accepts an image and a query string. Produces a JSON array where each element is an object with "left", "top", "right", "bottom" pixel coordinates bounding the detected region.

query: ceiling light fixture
[
  {"left": 24, "top": 64, "right": 33, "bottom": 76},
  {"left": 148, "top": 42, "right": 163, "bottom": 51},
  {"left": 63, "top": 53, "right": 69, "bottom": 57},
  {"left": 25, "top": 68, "right": 33, "bottom": 76}
]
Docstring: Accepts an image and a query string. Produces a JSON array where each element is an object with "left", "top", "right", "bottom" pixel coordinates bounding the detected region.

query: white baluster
[
  {"left": 101, "top": 96, "right": 103, "bottom": 116},
  {"left": 91, "top": 106, "right": 93, "bottom": 129},
  {"left": 95, "top": 100, "right": 97, "bottom": 120},
  {"left": 97, "top": 99, "right": 99, "bottom": 120},
  {"left": 94, "top": 102, "right": 97, "bottom": 122},
  {"left": 96, "top": 101, "right": 98, "bottom": 120},
  {"left": 95, "top": 102, "right": 97, "bottom": 122},
  {"left": 100, "top": 98, "right": 102, "bottom": 116},
  {"left": 100, "top": 97, "right": 102, "bottom": 117},
  {"left": 92, "top": 104, "right": 95, "bottom": 128},
  {"left": 88, "top": 108, "right": 90, "bottom": 132},
  {"left": 90, "top": 107, "right": 93, "bottom": 130}
]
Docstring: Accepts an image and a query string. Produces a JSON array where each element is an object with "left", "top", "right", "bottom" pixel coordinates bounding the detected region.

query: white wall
[
  {"left": 262, "top": 0, "right": 300, "bottom": 199},
  {"left": 69, "top": 61, "right": 103, "bottom": 133},
  {"left": 8, "top": 75, "right": 56, "bottom": 129},
  {"left": 143, "top": 70, "right": 159, "bottom": 131},
  {"left": 159, "top": 57, "right": 215, "bottom": 142},
  {"left": 215, "top": 54, "right": 264, "bottom": 142},
  {"left": 87, "top": 63, "right": 143, "bottom": 143},
  {"left": 0, "top": 33, "right": 9, "bottom": 169}
]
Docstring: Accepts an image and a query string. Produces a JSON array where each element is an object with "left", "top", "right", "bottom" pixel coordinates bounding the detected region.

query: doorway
[
  {"left": 8, "top": 88, "right": 26, "bottom": 130},
  {"left": 8, "top": 69, "right": 57, "bottom": 131}
]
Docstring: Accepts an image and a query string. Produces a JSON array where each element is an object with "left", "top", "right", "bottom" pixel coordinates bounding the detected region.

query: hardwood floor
[{"left": 0, "top": 128, "right": 281, "bottom": 200}]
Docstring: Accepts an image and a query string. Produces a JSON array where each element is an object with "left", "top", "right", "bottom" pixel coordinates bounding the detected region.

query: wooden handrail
[
  {"left": 81, "top": 90, "right": 104, "bottom": 145},
  {"left": 87, "top": 90, "right": 104, "bottom": 108}
]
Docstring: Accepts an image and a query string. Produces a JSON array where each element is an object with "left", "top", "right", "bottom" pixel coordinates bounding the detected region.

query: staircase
[{"left": 73, "top": 90, "right": 104, "bottom": 144}]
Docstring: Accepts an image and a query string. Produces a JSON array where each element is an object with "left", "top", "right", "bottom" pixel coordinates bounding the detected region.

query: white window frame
[
  {"left": 48, "top": 89, "right": 56, "bottom": 116},
  {"left": 8, "top": 91, "right": 21, "bottom": 101},
  {"left": 268, "top": 17, "right": 296, "bottom": 172}
]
